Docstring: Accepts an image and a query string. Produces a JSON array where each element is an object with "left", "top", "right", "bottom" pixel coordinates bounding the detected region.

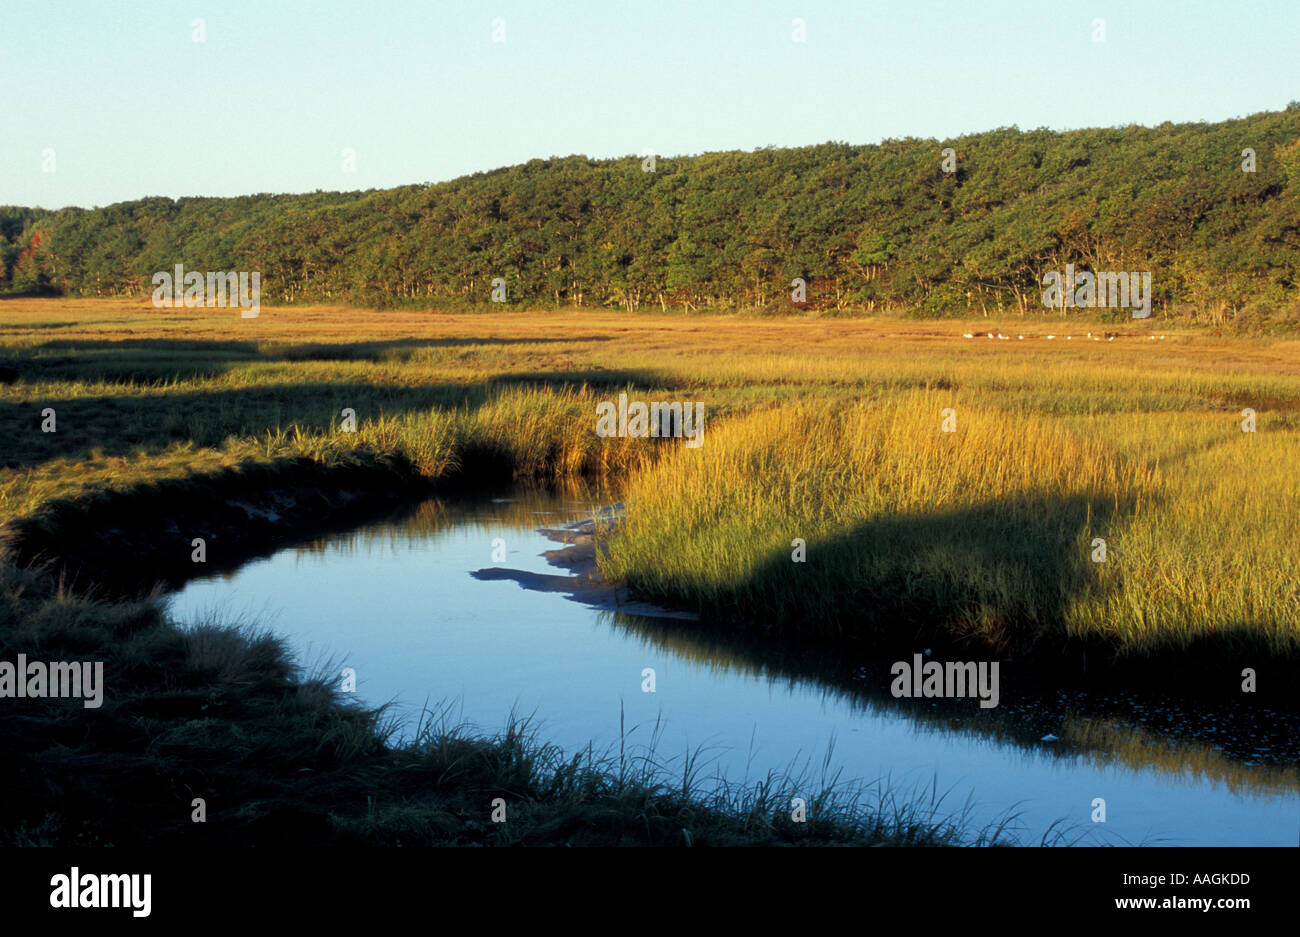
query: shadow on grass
[
  {"left": 0, "top": 381, "right": 471, "bottom": 468},
  {"left": 0, "top": 334, "right": 621, "bottom": 385},
  {"left": 653, "top": 491, "right": 1127, "bottom": 656},
  {"left": 615, "top": 486, "right": 1298, "bottom": 697},
  {"left": 0, "top": 370, "right": 677, "bottom": 470}
]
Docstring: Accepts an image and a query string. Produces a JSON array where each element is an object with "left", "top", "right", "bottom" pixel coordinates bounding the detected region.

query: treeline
[{"left": 3, "top": 105, "right": 1300, "bottom": 320}]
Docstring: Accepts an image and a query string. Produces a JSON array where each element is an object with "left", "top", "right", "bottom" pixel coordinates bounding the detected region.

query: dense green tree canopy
[{"left": 3, "top": 106, "right": 1298, "bottom": 318}]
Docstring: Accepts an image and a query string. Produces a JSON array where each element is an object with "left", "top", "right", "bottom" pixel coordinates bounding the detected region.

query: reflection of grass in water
[
  {"left": 597, "top": 609, "right": 1300, "bottom": 800},
  {"left": 1057, "top": 716, "right": 1300, "bottom": 795},
  {"left": 287, "top": 479, "right": 616, "bottom": 560}
]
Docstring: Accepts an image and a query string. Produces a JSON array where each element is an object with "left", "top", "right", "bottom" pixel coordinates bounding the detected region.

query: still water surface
[{"left": 167, "top": 488, "right": 1299, "bottom": 846}]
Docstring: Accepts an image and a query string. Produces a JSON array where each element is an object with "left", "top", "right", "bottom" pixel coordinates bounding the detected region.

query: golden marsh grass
[{"left": 2, "top": 298, "right": 1297, "bottom": 664}]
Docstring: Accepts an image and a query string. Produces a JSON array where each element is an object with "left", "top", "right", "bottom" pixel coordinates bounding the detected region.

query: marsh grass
[
  {"left": 3, "top": 301, "right": 1297, "bottom": 661},
  {"left": 601, "top": 391, "right": 1300, "bottom": 665},
  {"left": 339, "top": 700, "right": 1040, "bottom": 847},
  {"left": 1, "top": 299, "right": 1297, "bottom": 844}
]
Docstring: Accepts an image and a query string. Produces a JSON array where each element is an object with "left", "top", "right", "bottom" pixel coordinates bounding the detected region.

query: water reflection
[
  {"left": 600, "top": 608, "right": 1300, "bottom": 799},
  {"left": 168, "top": 484, "right": 1300, "bottom": 845}
]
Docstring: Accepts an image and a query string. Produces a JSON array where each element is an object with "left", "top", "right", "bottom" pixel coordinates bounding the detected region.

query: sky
[{"left": 2, "top": 0, "right": 1298, "bottom": 209}]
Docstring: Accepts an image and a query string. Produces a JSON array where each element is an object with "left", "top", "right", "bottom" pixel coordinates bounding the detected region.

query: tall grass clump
[
  {"left": 600, "top": 391, "right": 1155, "bottom": 654},
  {"left": 457, "top": 384, "right": 657, "bottom": 478},
  {"left": 1066, "top": 412, "right": 1300, "bottom": 656}
]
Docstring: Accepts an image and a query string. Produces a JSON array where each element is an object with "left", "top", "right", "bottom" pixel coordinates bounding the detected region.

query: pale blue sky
[{"left": 3, "top": 0, "right": 1297, "bottom": 208}]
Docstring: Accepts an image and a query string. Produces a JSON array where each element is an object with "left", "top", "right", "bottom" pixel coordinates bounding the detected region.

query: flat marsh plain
[
  {"left": 5, "top": 299, "right": 1297, "bottom": 665},
  {"left": 0, "top": 298, "right": 1296, "bottom": 844}
]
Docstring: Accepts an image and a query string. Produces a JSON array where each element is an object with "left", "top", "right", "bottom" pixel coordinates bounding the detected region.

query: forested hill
[{"left": 4, "top": 106, "right": 1300, "bottom": 319}]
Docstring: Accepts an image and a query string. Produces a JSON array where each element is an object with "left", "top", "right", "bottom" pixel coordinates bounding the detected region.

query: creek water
[{"left": 166, "top": 486, "right": 1299, "bottom": 846}]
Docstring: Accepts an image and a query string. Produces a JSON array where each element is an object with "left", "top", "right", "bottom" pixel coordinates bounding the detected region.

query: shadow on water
[
  {"left": 594, "top": 608, "right": 1300, "bottom": 800},
  {"left": 251, "top": 488, "right": 1300, "bottom": 802}
]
